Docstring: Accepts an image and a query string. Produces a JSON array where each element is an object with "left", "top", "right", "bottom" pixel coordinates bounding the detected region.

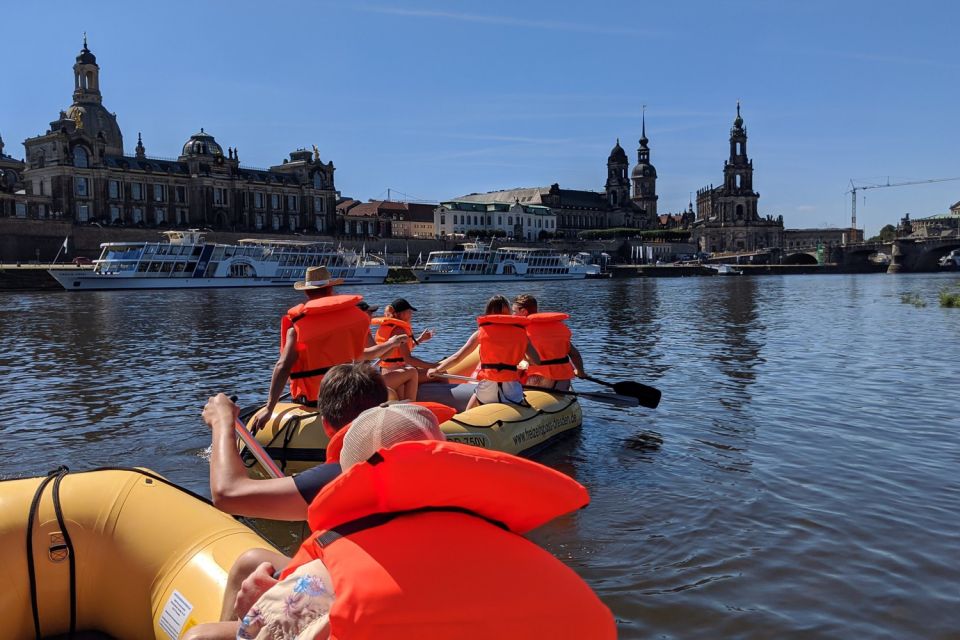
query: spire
[
  {"left": 733, "top": 100, "right": 744, "bottom": 129},
  {"left": 83, "top": 31, "right": 87, "bottom": 51},
  {"left": 135, "top": 132, "right": 145, "bottom": 159},
  {"left": 639, "top": 105, "right": 648, "bottom": 147}
]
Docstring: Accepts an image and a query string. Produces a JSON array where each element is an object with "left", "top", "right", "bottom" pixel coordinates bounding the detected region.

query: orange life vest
[
  {"left": 282, "top": 295, "right": 370, "bottom": 403},
  {"left": 282, "top": 440, "right": 616, "bottom": 639},
  {"left": 323, "top": 402, "right": 457, "bottom": 464},
  {"left": 370, "top": 317, "right": 414, "bottom": 369},
  {"left": 476, "top": 314, "right": 529, "bottom": 383},
  {"left": 525, "top": 312, "right": 575, "bottom": 380}
]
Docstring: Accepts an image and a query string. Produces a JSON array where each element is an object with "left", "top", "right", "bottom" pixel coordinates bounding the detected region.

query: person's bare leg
[
  {"left": 219, "top": 548, "right": 290, "bottom": 621},
  {"left": 182, "top": 621, "right": 241, "bottom": 640},
  {"left": 383, "top": 367, "right": 418, "bottom": 402}
]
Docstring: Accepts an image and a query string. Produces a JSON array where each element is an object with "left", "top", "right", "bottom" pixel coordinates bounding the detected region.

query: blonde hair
[{"left": 384, "top": 304, "right": 398, "bottom": 318}]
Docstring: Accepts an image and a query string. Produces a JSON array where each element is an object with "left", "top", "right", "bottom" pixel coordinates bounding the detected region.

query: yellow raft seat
[
  {"left": 0, "top": 467, "right": 277, "bottom": 639},
  {"left": 242, "top": 351, "right": 583, "bottom": 476}
]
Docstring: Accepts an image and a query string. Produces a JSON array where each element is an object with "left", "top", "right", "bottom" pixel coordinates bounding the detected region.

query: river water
[{"left": 2, "top": 274, "right": 959, "bottom": 638}]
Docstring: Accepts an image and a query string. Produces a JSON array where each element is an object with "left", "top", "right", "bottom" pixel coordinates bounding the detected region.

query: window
[
  {"left": 214, "top": 188, "right": 227, "bottom": 206},
  {"left": 38, "top": 204, "right": 47, "bottom": 218},
  {"left": 75, "top": 177, "right": 89, "bottom": 197},
  {"left": 131, "top": 183, "right": 144, "bottom": 201},
  {"left": 271, "top": 194, "right": 280, "bottom": 210},
  {"left": 109, "top": 180, "right": 120, "bottom": 199},
  {"left": 313, "top": 173, "right": 324, "bottom": 189},
  {"left": 272, "top": 214, "right": 280, "bottom": 230},
  {"left": 77, "top": 204, "right": 90, "bottom": 221},
  {"left": 110, "top": 206, "right": 121, "bottom": 222},
  {"left": 73, "top": 146, "right": 89, "bottom": 168},
  {"left": 16, "top": 202, "right": 26, "bottom": 218},
  {"left": 440, "top": 214, "right": 445, "bottom": 225},
  {"left": 176, "top": 208, "right": 187, "bottom": 224},
  {"left": 155, "top": 208, "right": 165, "bottom": 225},
  {"left": 175, "top": 186, "right": 187, "bottom": 204},
  {"left": 154, "top": 184, "right": 166, "bottom": 202},
  {"left": 508, "top": 216, "right": 513, "bottom": 225},
  {"left": 288, "top": 215, "right": 297, "bottom": 229},
  {"left": 498, "top": 216, "right": 502, "bottom": 225},
  {"left": 255, "top": 192, "right": 265, "bottom": 209},
  {"left": 315, "top": 217, "right": 325, "bottom": 232},
  {"left": 255, "top": 213, "right": 264, "bottom": 230},
  {"left": 287, "top": 195, "right": 298, "bottom": 211},
  {"left": 314, "top": 196, "right": 325, "bottom": 213},
  {"left": 132, "top": 207, "right": 143, "bottom": 224}
]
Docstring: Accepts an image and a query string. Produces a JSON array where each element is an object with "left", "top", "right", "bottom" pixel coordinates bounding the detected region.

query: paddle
[
  {"left": 580, "top": 374, "right": 661, "bottom": 409},
  {"left": 434, "top": 373, "right": 639, "bottom": 408},
  {"left": 230, "top": 396, "right": 284, "bottom": 479}
]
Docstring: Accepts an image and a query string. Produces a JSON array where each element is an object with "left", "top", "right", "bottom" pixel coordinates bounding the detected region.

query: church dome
[
  {"left": 181, "top": 129, "right": 224, "bottom": 157},
  {"left": 608, "top": 139, "right": 628, "bottom": 164},
  {"left": 76, "top": 45, "right": 97, "bottom": 65},
  {"left": 632, "top": 163, "right": 657, "bottom": 178}
]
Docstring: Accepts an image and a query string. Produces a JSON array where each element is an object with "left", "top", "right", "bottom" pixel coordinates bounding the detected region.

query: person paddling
[
  {"left": 428, "top": 295, "right": 529, "bottom": 410},
  {"left": 370, "top": 297, "right": 437, "bottom": 400},
  {"left": 512, "top": 293, "right": 586, "bottom": 391},
  {"left": 251, "top": 266, "right": 407, "bottom": 433}
]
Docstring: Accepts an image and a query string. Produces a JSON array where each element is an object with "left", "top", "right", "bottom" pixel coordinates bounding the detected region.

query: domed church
[{"left": 16, "top": 39, "right": 338, "bottom": 232}]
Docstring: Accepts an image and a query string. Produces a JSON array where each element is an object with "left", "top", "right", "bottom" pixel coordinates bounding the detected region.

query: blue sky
[{"left": 2, "top": 0, "right": 958, "bottom": 237}]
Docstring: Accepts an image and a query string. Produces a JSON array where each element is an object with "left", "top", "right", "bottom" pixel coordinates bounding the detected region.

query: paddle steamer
[
  {"left": 48, "top": 230, "right": 388, "bottom": 291},
  {"left": 413, "top": 242, "right": 599, "bottom": 283}
]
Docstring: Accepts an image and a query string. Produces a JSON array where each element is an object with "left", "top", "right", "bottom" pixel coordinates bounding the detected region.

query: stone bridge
[{"left": 812, "top": 236, "right": 960, "bottom": 273}]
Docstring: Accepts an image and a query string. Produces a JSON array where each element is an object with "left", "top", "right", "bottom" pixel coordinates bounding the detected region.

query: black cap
[
  {"left": 390, "top": 298, "right": 417, "bottom": 312},
  {"left": 357, "top": 301, "right": 379, "bottom": 313}
]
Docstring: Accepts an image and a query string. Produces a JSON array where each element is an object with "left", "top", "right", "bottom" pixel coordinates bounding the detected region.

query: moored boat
[
  {"left": 48, "top": 229, "right": 388, "bottom": 291},
  {"left": 412, "top": 242, "right": 595, "bottom": 283},
  {"left": 0, "top": 467, "right": 277, "bottom": 639}
]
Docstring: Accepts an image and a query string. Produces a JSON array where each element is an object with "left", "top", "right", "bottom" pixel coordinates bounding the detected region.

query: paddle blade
[
  {"left": 611, "top": 381, "right": 661, "bottom": 409},
  {"left": 574, "top": 390, "right": 640, "bottom": 408}
]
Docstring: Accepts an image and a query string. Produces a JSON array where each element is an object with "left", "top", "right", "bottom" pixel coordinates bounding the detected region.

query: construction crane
[{"left": 847, "top": 176, "right": 960, "bottom": 233}]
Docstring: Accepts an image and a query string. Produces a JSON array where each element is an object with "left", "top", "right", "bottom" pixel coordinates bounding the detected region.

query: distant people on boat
[
  {"left": 193, "top": 363, "right": 388, "bottom": 638},
  {"left": 251, "top": 266, "right": 407, "bottom": 432},
  {"left": 429, "top": 295, "right": 529, "bottom": 409},
  {"left": 219, "top": 403, "right": 616, "bottom": 640},
  {"left": 370, "top": 297, "right": 438, "bottom": 400},
  {"left": 512, "top": 293, "right": 586, "bottom": 391}
]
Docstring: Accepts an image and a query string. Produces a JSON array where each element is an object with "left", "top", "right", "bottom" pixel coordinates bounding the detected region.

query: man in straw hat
[{"left": 252, "top": 265, "right": 408, "bottom": 433}]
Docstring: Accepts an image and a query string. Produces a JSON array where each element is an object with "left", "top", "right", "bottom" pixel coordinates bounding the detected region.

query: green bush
[{"left": 939, "top": 286, "right": 960, "bottom": 308}]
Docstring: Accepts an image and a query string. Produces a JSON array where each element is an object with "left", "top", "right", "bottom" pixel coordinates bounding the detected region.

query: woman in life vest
[
  {"left": 512, "top": 293, "right": 586, "bottom": 391},
  {"left": 230, "top": 404, "right": 616, "bottom": 640},
  {"left": 357, "top": 300, "right": 418, "bottom": 402},
  {"left": 251, "top": 266, "right": 408, "bottom": 433},
  {"left": 369, "top": 298, "right": 437, "bottom": 401},
  {"left": 428, "top": 295, "right": 530, "bottom": 409}
]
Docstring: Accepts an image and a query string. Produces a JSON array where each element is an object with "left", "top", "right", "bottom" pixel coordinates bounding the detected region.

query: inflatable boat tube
[{"left": 0, "top": 467, "right": 277, "bottom": 639}]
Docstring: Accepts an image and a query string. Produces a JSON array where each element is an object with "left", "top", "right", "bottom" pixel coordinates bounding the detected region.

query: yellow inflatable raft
[
  {"left": 0, "top": 467, "right": 277, "bottom": 639},
  {"left": 242, "top": 352, "right": 583, "bottom": 476}
]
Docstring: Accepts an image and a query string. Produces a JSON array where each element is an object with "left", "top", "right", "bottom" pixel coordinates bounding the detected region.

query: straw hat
[
  {"left": 340, "top": 404, "right": 446, "bottom": 471},
  {"left": 294, "top": 265, "right": 344, "bottom": 291}
]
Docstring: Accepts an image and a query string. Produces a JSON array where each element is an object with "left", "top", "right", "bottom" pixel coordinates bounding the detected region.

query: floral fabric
[{"left": 237, "top": 559, "right": 334, "bottom": 640}]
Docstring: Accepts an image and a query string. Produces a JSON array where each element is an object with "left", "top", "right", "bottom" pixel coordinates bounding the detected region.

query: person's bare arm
[
  {"left": 251, "top": 328, "right": 298, "bottom": 433},
  {"left": 204, "top": 393, "right": 309, "bottom": 520},
  {"left": 398, "top": 336, "right": 437, "bottom": 369},
  {"left": 570, "top": 342, "right": 586, "bottom": 377},
  {"left": 428, "top": 331, "right": 479, "bottom": 378},
  {"left": 361, "top": 333, "right": 408, "bottom": 361}
]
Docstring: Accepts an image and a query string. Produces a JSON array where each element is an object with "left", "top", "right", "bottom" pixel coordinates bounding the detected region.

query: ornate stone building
[
  {"left": 0, "top": 132, "right": 26, "bottom": 217},
  {"left": 692, "top": 104, "right": 783, "bottom": 253},
  {"left": 9, "top": 40, "right": 338, "bottom": 233}
]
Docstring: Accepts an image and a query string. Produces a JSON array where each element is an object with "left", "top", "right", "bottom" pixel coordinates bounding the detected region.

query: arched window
[
  {"left": 73, "top": 146, "right": 89, "bottom": 168},
  {"left": 312, "top": 172, "right": 323, "bottom": 189},
  {"left": 735, "top": 175, "right": 742, "bottom": 189},
  {"left": 736, "top": 204, "right": 744, "bottom": 219}
]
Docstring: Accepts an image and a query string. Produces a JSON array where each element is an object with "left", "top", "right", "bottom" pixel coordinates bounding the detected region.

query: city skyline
[{"left": 2, "top": 0, "right": 959, "bottom": 238}]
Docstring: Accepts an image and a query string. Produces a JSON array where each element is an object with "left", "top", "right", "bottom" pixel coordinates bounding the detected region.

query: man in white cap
[{"left": 252, "top": 266, "right": 407, "bottom": 433}]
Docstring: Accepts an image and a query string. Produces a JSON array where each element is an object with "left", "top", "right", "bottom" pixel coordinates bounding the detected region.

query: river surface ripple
[{"left": 2, "top": 274, "right": 959, "bottom": 638}]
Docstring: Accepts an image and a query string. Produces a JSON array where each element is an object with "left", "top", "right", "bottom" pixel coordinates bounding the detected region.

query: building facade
[
  {"left": 7, "top": 40, "right": 338, "bottom": 233},
  {"left": 0, "top": 132, "right": 26, "bottom": 218},
  {"left": 434, "top": 200, "right": 557, "bottom": 241},
  {"left": 783, "top": 228, "right": 862, "bottom": 251},
  {"left": 692, "top": 104, "right": 784, "bottom": 253}
]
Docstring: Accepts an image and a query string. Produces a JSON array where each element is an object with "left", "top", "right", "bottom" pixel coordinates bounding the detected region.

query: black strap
[
  {"left": 290, "top": 366, "right": 331, "bottom": 380},
  {"left": 539, "top": 356, "right": 571, "bottom": 366},
  {"left": 480, "top": 363, "right": 517, "bottom": 372},
  {"left": 26, "top": 466, "right": 75, "bottom": 640},
  {"left": 478, "top": 322, "right": 526, "bottom": 329},
  {"left": 381, "top": 357, "right": 404, "bottom": 364},
  {"left": 289, "top": 312, "right": 306, "bottom": 324},
  {"left": 316, "top": 506, "right": 509, "bottom": 549}
]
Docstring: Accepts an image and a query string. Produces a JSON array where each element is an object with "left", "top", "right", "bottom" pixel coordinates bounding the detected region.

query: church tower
[
  {"left": 73, "top": 34, "right": 102, "bottom": 106},
  {"left": 604, "top": 139, "right": 630, "bottom": 208},
  {"left": 631, "top": 110, "right": 658, "bottom": 216},
  {"left": 720, "top": 102, "right": 758, "bottom": 222}
]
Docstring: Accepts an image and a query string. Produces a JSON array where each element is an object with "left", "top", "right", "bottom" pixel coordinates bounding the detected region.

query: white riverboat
[
  {"left": 48, "top": 230, "right": 388, "bottom": 291},
  {"left": 413, "top": 243, "right": 598, "bottom": 283}
]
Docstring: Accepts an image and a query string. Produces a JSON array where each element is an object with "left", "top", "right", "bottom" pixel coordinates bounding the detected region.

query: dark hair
[
  {"left": 513, "top": 294, "right": 538, "bottom": 314},
  {"left": 317, "top": 362, "right": 388, "bottom": 429},
  {"left": 485, "top": 295, "right": 510, "bottom": 315}
]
